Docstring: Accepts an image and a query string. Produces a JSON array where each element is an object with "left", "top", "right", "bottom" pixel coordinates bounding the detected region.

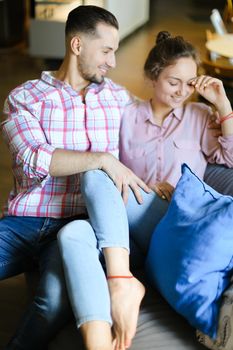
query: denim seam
[
  {"left": 99, "top": 241, "right": 129, "bottom": 251},
  {"left": 76, "top": 315, "right": 112, "bottom": 328}
]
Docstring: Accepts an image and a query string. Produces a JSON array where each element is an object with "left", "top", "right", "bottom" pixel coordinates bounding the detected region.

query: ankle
[
  {"left": 81, "top": 321, "right": 113, "bottom": 350},
  {"left": 107, "top": 275, "right": 133, "bottom": 280}
]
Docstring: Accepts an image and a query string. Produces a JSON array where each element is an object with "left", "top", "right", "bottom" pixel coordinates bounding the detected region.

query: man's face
[{"left": 78, "top": 23, "right": 119, "bottom": 84}]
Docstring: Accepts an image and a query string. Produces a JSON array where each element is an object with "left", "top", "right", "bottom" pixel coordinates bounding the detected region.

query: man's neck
[{"left": 55, "top": 56, "right": 90, "bottom": 92}]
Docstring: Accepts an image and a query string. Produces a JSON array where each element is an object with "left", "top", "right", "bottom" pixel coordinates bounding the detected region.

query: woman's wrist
[{"left": 215, "top": 99, "right": 232, "bottom": 117}]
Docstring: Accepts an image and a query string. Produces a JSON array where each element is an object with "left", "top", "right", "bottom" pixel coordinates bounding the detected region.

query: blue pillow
[{"left": 145, "top": 164, "right": 233, "bottom": 338}]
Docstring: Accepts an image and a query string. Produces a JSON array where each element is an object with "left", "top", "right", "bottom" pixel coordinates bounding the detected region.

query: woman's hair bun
[{"left": 156, "top": 31, "right": 171, "bottom": 45}]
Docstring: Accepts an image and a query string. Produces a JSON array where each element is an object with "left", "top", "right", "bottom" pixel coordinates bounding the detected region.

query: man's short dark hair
[{"left": 65, "top": 5, "right": 119, "bottom": 37}]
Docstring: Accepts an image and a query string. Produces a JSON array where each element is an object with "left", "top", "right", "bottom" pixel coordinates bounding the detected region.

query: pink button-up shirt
[
  {"left": 120, "top": 100, "right": 233, "bottom": 187},
  {"left": 1, "top": 72, "right": 133, "bottom": 218}
]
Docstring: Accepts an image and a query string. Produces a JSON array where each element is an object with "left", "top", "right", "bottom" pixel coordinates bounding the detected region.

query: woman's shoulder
[{"left": 185, "top": 101, "right": 212, "bottom": 114}]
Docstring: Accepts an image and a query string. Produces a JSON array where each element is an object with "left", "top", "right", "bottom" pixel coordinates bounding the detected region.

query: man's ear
[{"left": 70, "top": 36, "right": 82, "bottom": 55}]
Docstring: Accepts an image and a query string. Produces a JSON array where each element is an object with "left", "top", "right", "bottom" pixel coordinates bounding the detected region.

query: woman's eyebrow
[{"left": 168, "top": 76, "right": 198, "bottom": 83}]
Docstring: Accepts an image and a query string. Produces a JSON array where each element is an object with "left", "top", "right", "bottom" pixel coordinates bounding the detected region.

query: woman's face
[{"left": 152, "top": 57, "right": 197, "bottom": 109}]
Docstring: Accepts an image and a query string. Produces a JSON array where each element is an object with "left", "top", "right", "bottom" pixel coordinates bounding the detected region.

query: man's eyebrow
[
  {"left": 102, "top": 45, "right": 113, "bottom": 50},
  {"left": 102, "top": 45, "right": 119, "bottom": 52}
]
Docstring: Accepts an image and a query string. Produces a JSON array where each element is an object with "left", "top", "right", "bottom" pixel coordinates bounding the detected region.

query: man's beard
[
  {"left": 78, "top": 60, "right": 104, "bottom": 84},
  {"left": 86, "top": 73, "right": 104, "bottom": 84}
]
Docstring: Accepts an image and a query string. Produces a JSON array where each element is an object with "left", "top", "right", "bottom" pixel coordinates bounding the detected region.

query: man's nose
[{"left": 107, "top": 53, "right": 116, "bottom": 68}]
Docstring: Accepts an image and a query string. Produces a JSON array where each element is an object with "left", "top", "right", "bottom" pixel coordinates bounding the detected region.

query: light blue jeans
[
  {"left": 58, "top": 170, "right": 169, "bottom": 327},
  {"left": 1, "top": 216, "right": 74, "bottom": 350}
]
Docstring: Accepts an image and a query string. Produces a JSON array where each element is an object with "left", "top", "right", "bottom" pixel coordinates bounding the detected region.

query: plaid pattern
[{"left": 1, "top": 72, "right": 133, "bottom": 218}]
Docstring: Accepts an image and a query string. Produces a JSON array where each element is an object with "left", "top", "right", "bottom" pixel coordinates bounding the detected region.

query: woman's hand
[
  {"left": 151, "top": 181, "right": 174, "bottom": 201},
  {"left": 190, "top": 75, "right": 232, "bottom": 116}
]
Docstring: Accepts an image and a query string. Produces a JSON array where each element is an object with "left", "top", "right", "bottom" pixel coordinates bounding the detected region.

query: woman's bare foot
[
  {"left": 81, "top": 320, "right": 115, "bottom": 350},
  {"left": 108, "top": 277, "right": 145, "bottom": 350}
]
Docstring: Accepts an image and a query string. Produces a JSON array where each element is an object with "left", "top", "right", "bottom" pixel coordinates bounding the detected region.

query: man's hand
[
  {"left": 101, "top": 153, "right": 151, "bottom": 204},
  {"left": 151, "top": 181, "right": 174, "bottom": 201}
]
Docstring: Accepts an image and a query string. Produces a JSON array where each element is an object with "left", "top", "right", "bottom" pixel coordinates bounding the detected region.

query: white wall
[
  {"left": 106, "top": 0, "right": 149, "bottom": 39},
  {"left": 29, "top": 0, "right": 150, "bottom": 58}
]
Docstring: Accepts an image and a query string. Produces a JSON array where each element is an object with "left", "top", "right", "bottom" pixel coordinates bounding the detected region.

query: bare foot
[
  {"left": 81, "top": 320, "right": 115, "bottom": 350},
  {"left": 108, "top": 277, "right": 145, "bottom": 350}
]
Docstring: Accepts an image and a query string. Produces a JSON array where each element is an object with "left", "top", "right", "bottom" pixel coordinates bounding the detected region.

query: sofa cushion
[
  {"left": 197, "top": 277, "right": 233, "bottom": 350},
  {"left": 145, "top": 164, "right": 233, "bottom": 338}
]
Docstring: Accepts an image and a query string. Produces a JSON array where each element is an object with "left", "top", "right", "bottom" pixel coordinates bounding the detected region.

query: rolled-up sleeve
[
  {"left": 1, "top": 89, "right": 55, "bottom": 181},
  {"left": 214, "top": 134, "right": 233, "bottom": 167},
  {"left": 201, "top": 108, "right": 233, "bottom": 168}
]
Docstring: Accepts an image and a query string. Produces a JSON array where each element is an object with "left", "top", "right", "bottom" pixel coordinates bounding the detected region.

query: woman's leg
[
  {"left": 81, "top": 170, "right": 145, "bottom": 349},
  {"left": 58, "top": 220, "right": 114, "bottom": 350},
  {"left": 126, "top": 189, "right": 169, "bottom": 257}
]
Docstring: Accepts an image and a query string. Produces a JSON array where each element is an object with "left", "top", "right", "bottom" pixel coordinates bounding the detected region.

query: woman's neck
[{"left": 150, "top": 99, "right": 173, "bottom": 126}]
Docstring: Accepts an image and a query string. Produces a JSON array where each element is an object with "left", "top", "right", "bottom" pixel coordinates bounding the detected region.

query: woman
[
  {"left": 58, "top": 31, "right": 233, "bottom": 350},
  {"left": 120, "top": 31, "right": 233, "bottom": 200}
]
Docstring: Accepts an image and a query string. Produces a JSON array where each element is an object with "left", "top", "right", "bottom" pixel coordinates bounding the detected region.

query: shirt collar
[
  {"left": 41, "top": 71, "right": 107, "bottom": 96},
  {"left": 142, "top": 99, "right": 184, "bottom": 124}
]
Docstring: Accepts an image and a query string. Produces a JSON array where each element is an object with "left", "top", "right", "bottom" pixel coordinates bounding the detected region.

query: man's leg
[
  {"left": 0, "top": 216, "right": 43, "bottom": 280},
  {"left": 4, "top": 217, "right": 73, "bottom": 350}
]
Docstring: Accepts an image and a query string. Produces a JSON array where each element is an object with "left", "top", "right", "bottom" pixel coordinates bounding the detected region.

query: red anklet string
[{"left": 107, "top": 275, "right": 134, "bottom": 280}]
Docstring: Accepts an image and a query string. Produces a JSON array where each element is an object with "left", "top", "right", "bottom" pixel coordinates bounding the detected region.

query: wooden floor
[{"left": 0, "top": 0, "right": 224, "bottom": 347}]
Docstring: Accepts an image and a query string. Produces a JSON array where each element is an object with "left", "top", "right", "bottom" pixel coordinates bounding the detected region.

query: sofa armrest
[{"left": 204, "top": 164, "right": 233, "bottom": 196}]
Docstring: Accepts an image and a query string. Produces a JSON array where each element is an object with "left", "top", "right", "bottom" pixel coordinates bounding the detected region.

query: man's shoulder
[
  {"left": 7, "top": 73, "right": 56, "bottom": 105},
  {"left": 8, "top": 77, "right": 44, "bottom": 101}
]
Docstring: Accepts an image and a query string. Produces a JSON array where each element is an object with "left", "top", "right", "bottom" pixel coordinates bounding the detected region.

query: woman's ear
[{"left": 70, "top": 36, "right": 82, "bottom": 55}]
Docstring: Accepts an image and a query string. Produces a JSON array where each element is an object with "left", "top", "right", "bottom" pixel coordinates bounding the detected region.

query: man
[{"left": 1, "top": 5, "right": 148, "bottom": 350}]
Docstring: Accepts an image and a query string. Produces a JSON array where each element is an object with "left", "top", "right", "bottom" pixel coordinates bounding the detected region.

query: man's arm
[
  {"left": 2, "top": 90, "right": 150, "bottom": 204},
  {"left": 50, "top": 149, "right": 151, "bottom": 204},
  {"left": 49, "top": 149, "right": 105, "bottom": 176}
]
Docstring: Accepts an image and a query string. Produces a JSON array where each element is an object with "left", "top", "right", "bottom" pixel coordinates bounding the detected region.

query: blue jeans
[
  {"left": 1, "top": 216, "right": 74, "bottom": 350},
  {"left": 58, "top": 170, "right": 169, "bottom": 327}
]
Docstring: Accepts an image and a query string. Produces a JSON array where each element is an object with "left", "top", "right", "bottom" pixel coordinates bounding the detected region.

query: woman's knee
[
  {"left": 58, "top": 220, "right": 96, "bottom": 248},
  {"left": 81, "top": 170, "right": 112, "bottom": 195}
]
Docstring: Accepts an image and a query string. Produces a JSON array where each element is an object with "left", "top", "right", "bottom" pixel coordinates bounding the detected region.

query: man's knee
[
  {"left": 31, "top": 266, "right": 71, "bottom": 323},
  {"left": 33, "top": 289, "right": 70, "bottom": 321}
]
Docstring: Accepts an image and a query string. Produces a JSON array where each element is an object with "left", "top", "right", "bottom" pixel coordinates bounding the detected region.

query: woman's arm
[{"left": 191, "top": 75, "right": 233, "bottom": 136}]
